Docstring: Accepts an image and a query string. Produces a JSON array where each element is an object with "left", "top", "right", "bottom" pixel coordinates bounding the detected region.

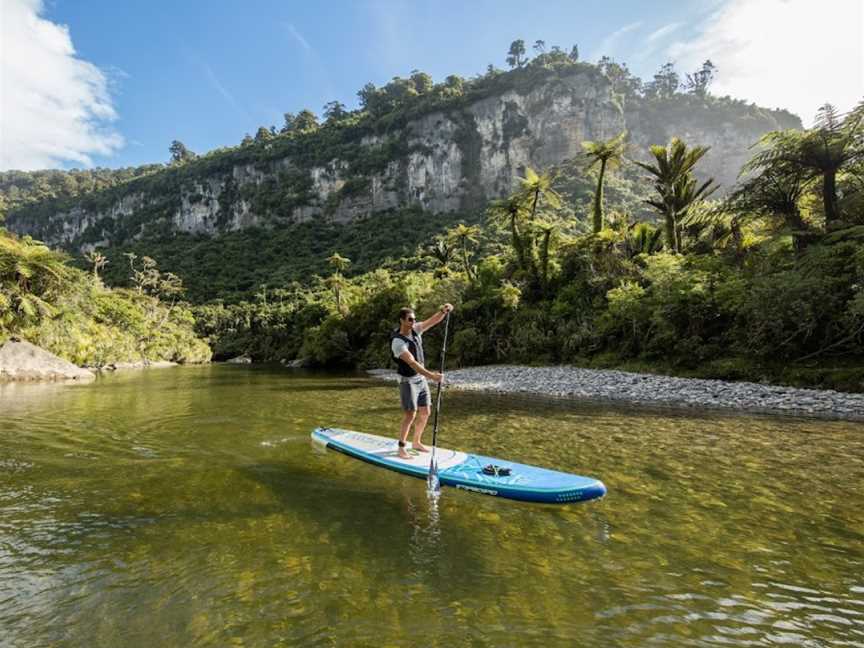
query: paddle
[{"left": 427, "top": 309, "right": 451, "bottom": 496}]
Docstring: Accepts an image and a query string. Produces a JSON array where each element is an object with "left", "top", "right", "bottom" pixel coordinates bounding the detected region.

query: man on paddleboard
[{"left": 391, "top": 304, "right": 453, "bottom": 460}]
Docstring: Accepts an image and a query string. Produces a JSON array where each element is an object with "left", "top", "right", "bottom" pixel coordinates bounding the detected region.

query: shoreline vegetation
[
  {"left": 2, "top": 46, "right": 863, "bottom": 397},
  {"left": 367, "top": 366, "right": 864, "bottom": 421}
]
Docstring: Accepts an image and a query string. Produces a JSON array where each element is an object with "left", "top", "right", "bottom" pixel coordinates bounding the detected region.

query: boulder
[
  {"left": 226, "top": 355, "right": 252, "bottom": 364},
  {"left": 0, "top": 338, "right": 95, "bottom": 382}
]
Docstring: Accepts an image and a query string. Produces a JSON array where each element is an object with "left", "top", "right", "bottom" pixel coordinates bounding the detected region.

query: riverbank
[{"left": 367, "top": 365, "right": 864, "bottom": 421}]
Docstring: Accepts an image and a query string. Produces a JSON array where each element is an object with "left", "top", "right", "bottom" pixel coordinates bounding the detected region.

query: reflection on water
[{"left": 1, "top": 365, "right": 863, "bottom": 646}]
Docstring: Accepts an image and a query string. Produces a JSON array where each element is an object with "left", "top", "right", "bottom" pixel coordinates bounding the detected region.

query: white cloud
[
  {"left": 592, "top": 22, "right": 643, "bottom": 61},
  {"left": 285, "top": 23, "right": 312, "bottom": 53},
  {"left": 202, "top": 63, "right": 242, "bottom": 113},
  {"left": 647, "top": 22, "right": 683, "bottom": 43},
  {"left": 668, "top": 0, "right": 863, "bottom": 125},
  {"left": 0, "top": 0, "right": 123, "bottom": 171}
]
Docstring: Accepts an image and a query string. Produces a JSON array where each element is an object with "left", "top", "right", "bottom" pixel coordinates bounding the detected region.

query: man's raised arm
[{"left": 417, "top": 303, "right": 453, "bottom": 332}]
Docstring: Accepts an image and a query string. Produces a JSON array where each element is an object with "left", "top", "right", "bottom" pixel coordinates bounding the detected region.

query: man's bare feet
[{"left": 412, "top": 441, "right": 430, "bottom": 452}]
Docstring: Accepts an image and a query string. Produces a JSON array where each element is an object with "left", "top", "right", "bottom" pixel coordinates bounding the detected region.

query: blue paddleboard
[{"left": 311, "top": 427, "right": 606, "bottom": 504}]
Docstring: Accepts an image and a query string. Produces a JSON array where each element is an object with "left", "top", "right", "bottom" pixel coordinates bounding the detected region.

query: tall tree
[
  {"left": 425, "top": 236, "right": 454, "bottom": 275},
  {"left": 445, "top": 223, "right": 481, "bottom": 281},
  {"left": 443, "top": 75, "right": 465, "bottom": 97},
  {"left": 685, "top": 60, "right": 717, "bottom": 98},
  {"left": 357, "top": 83, "right": 379, "bottom": 112},
  {"left": 598, "top": 57, "right": 642, "bottom": 99},
  {"left": 645, "top": 62, "right": 680, "bottom": 99},
  {"left": 255, "top": 126, "right": 272, "bottom": 142},
  {"left": 583, "top": 131, "right": 627, "bottom": 233},
  {"left": 634, "top": 138, "right": 718, "bottom": 252},
  {"left": 326, "top": 253, "right": 351, "bottom": 316},
  {"left": 729, "top": 159, "right": 810, "bottom": 250},
  {"left": 409, "top": 70, "right": 433, "bottom": 95},
  {"left": 516, "top": 168, "right": 562, "bottom": 293},
  {"left": 322, "top": 101, "right": 348, "bottom": 123},
  {"left": 748, "top": 103, "right": 864, "bottom": 229},
  {"left": 293, "top": 110, "right": 319, "bottom": 132},
  {"left": 281, "top": 112, "right": 297, "bottom": 133},
  {"left": 169, "top": 140, "right": 196, "bottom": 164},
  {"left": 532, "top": 40, "right": 546, "bottom": 55},
  {"left": 84, "top": 250, "right": 108, "bottom": 279},
  {"left": 506, "top": 40, "right": 527, "bottom": 68},
  {"left": 569, "top": 44, "right": 579, "bottom": 61}
]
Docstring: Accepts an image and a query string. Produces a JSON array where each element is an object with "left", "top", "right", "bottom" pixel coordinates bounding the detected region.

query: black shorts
[{"left": 399, "top": 376, "right": 430, "bottom": 411}]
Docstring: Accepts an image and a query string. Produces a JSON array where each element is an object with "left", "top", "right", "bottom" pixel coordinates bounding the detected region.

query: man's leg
[
  {"left": 412, "top": 405, "right": 431, "bottom": 452},
  {"left": 399, "top": 409, "right": 415, "bottom": 459}
]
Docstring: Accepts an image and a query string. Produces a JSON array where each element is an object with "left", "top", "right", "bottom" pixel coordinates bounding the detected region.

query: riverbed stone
[
  {"left": 0, "top": 339, "right": 95, "bottom": 382},
  {"left": 367, "top": 365, "right": 864, "bottom": 421}
]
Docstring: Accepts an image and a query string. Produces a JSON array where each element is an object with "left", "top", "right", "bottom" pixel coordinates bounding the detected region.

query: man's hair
[{"left": 398, "top": 307, "right": 415, "bottom": 321}]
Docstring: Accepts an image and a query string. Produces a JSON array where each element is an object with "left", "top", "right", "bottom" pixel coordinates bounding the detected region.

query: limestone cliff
[{"left": 6, "top": 67, "right": 800, "bottom": 249}]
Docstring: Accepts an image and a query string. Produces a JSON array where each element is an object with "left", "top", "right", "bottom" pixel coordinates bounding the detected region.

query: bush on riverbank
[{"left": 0, "top": 231, "right": 210, "bottom": 367}]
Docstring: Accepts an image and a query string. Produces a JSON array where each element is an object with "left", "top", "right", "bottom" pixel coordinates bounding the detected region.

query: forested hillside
[{"left": 2, "top": 44, "right": 861, "bottom": 391}]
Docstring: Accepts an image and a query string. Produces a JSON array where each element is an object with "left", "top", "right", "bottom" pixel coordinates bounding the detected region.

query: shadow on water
[
  {"left": 237, "top": 462, "right": 483, "bottom": 588},
  {"left": 237, "top": 461, "right": 487, "bottom": 591}
]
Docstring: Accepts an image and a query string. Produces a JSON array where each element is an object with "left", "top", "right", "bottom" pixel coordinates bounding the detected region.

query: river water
[{"left": 1, "top": 365, "right": 862, "bottom": 647}]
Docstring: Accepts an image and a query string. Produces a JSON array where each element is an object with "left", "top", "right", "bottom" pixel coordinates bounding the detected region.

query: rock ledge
[{"left": 0, "top": 339, "right": 95, "bottom": 382}]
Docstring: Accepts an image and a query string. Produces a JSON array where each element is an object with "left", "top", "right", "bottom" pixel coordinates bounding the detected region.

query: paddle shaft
[{"left": 430, "top": 310, "right": 451, "bottom": 451}]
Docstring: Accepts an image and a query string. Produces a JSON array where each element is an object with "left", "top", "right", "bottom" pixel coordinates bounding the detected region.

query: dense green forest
[{"left": 1, "top": 45, "right": 861, "bottom": 390}]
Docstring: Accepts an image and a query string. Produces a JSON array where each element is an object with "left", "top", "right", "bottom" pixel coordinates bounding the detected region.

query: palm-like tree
[
  {"left": 518, "top": 167, "right": 561, "bottom": 220},
  {"left": 634, "top": 138, "right": 718, "bottom": 252},
  {"left": 487, "top": 194, "right": 530, "bottom": 273},
  {"left": 488, "top": 168, "right": 563, "bottom": 294},
  {"left": 327, "top": 252, "right": 351, "bottom": 274},
  {"left": 583, "top": 131, "right": 627, "bottom": 233},
  {"left": 747, "top": 103, "right": 864, "bottom": 229},
  {"left": 0, "top": 233, "right": 70, "bottom": 330},
  {"left": 625, "top": 222, "right": 664, "bottom": 258},
  {"left": 326, "top": 252, "right": 351, "bottom": 315},
  {"left": 728, "top": 161, "right": 810, "bottom": 250},
  {"left": 425, "top": 237, "right": 454, "bottom": 274},
  {"left": 446, "top": 223, "right": 480, "bottom": 281}
]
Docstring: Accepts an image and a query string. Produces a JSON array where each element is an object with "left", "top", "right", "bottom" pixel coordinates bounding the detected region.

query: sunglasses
[{"left": 406, "top": 316, "right": 416, "bottom": 322}]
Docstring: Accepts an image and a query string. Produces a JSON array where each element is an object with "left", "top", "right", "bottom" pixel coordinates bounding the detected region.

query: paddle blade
[{"left": 427, "top": 459, "right": 441, "bottom": 497}]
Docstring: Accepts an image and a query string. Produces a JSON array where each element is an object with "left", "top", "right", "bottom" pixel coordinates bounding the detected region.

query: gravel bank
[{"left": 367, "top": 365, "right": 864, "bottom": 421}]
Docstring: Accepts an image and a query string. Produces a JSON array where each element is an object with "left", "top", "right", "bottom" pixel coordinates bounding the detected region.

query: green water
[{"left": 1, "top": 366, "right": 863, "bottom": 647}]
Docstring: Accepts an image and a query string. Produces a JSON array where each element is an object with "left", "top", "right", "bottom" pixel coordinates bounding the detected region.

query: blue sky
[{"left": 2, "top": 0, "right": 861, "bottom": 171}]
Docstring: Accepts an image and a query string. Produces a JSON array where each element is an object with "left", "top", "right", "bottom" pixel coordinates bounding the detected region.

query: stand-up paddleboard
[{"left": 311, "top": 427, "right": 606, "bottom": 504}]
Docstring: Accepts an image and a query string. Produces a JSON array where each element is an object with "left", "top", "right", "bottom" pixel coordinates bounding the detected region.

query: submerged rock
[
  {"left": 226, "top": 355, "right": 252, "bottom": 364},
  {"left": 0, "top": 339, "right": 95, "bottom": 382}
]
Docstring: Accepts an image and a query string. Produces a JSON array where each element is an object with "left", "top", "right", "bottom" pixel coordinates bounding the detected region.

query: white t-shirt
[{"left": 391, "top": 324, "right": 422, "bottom": 360}]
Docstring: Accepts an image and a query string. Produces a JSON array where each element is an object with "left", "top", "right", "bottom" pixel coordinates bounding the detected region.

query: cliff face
[{"left": 6, "top": 69, "right": 799, "bottom": 249}]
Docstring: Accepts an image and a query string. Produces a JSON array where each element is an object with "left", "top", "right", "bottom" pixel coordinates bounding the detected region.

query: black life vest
[{"left": 390, "top": 328, "right": 424, "bottom": 377}]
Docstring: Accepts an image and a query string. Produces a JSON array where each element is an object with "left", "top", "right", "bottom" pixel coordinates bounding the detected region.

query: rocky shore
[{"left": 368, "top": 365, "right": 864, "bottom": 421}]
